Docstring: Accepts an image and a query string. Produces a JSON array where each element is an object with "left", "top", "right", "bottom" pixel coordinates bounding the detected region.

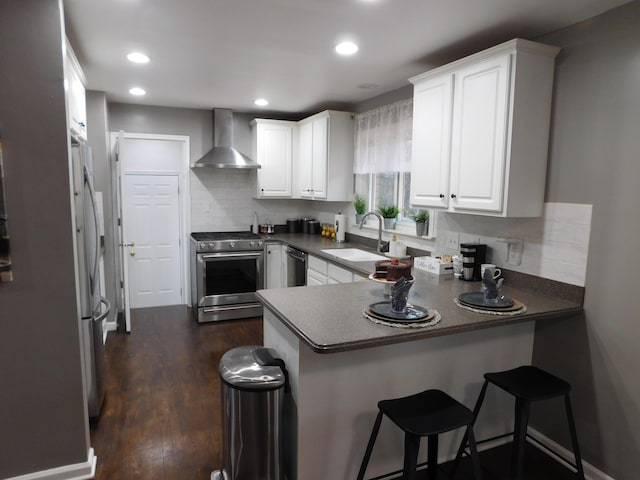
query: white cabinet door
[
  {"left": 298, "top": 122, "right": 314, "bottom": 198},
  {"left": 265, "top": 243, "right": 286, "bottom": 289},
  {"left": 296, "top": 111, "right": 354, "bottom": 201},
  {"left": 409, "top": 39, "right": 559, "bottom": 217},
  {"left": 410, "top": 74, "right": 453, "bottom": 208},
  {"left": 65, "top": 40, "right": 87, "bottom": 140},
  {"left": 328, "top": 263, "right": 353, "bottom": 283},
  {"left": 253, "top": 120, "right": 295, "bottom": 198},
  {"left": 311, "top": 116, "right": 328, "bottom": 199},
  {"left": 449, "top": 53, "right": 510, "bottom": 213},
  {"left": 307, "top": 268, "right": 328, "bottom": 285}
]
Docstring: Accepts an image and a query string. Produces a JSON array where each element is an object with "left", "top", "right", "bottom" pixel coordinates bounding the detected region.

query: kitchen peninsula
[{"left": 257, "top": 268, "right": 582, "bottom": 480}]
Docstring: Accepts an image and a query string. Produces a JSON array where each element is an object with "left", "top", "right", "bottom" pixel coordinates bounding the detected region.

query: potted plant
[
  {"left": 409, "top": 209, "right": 429, "bottom": 236},
  {"left": 377, "top": 204, "right": 399, "bottom": 229},
  {"left": 354, "top": 194, "right": 366, "bottom": 224}
]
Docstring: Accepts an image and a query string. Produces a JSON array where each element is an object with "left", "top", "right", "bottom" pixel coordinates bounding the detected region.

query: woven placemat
[
  {"left": 453, "top": 298, "right": 527, "bottom": 315},
  {"left": 363, "top": 309, "right": 441, "bottom": 328}
]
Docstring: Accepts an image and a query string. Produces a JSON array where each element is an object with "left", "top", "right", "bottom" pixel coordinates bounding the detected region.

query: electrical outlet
[{"left": 445, "top": 232, "right": 460, "bottom": 249}]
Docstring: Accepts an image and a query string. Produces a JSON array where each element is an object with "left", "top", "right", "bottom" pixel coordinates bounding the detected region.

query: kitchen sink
[{"left": 321, "top": 248, "right": 388, "bottom": 262}]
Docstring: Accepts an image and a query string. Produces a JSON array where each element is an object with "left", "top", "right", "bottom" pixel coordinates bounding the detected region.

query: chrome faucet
[{"left": 358, "top": 211, "right": 388, "bottom": 253}]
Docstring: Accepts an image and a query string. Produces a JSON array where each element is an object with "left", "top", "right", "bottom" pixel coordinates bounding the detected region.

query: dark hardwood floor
[
  {"left": 90, "top": 305, "right": 263, "bottom": 479},
  {"left": 90, "top": 305, "right": 580, "bottom": 479}
]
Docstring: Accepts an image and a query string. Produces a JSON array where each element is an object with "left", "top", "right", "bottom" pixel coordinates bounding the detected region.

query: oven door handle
[
  {"left": 201, "top": 252, "right": 263, "bottom": 259},
  {"left": 203, "top": 303, "right": 262, "bottom": 313}
]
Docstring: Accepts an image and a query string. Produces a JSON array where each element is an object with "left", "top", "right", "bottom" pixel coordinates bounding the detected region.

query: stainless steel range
[{"left": 190, "top": 232, "right": 264, "bottom": 323}]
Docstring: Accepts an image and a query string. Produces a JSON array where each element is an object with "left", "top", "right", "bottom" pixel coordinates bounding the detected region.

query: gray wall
[
  {"left": 0, "top": 1, "right": 90, "bottom": 477},
  {"left": 341, "top": 4, "right": 640, "bottom": 476},
  {"left": 531, "top": 3, "right": 640, "bottom": 477}
]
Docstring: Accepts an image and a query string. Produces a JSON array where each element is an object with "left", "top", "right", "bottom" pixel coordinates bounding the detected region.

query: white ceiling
[{"left": 63, "top": 0, "right": 630, "bottom": 114}]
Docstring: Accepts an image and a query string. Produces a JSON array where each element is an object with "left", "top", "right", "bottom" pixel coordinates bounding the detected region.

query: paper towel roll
[{"left": 334, "top": 213, "right": 346, "bottom": 243}]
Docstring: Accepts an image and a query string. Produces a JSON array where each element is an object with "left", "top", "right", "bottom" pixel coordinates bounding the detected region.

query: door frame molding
[{"left": 110, "top": 132, "right": 191, "bottom": 314}]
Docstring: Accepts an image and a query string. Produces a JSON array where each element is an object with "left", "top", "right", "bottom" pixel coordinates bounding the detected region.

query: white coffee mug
[{"left": 481, "top": 263, "right": 501, "bottom": 280}]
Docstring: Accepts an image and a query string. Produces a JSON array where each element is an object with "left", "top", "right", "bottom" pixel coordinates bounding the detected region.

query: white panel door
[
  {"left": 449, "top": 53, "right": 511, "bottom": 212},
  {"left": 123, "top": 174, "right": 181, "bottom": 308}
]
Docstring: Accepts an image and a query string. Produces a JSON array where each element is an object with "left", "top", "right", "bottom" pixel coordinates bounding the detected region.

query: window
[{"left": 354, "top": 99, "right": 430, "bottom": 234}]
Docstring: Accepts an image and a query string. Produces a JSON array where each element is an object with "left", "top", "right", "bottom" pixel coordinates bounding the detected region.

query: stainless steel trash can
[{"left": 212, "top": 346, "right": 286, "bottom": 480}]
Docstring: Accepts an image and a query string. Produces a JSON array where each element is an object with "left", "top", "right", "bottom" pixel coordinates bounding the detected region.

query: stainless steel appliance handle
[
  {"left": 201, "top": 252, "right": 263, "bottom": 259},
  {"left": 96, "top": 297, "right": 111, "bottom": 322},
  {"left": 84, "top": 163, "right": 101, "bottom": 293},
  {"left": 203, "top": 303, "right": 261, "bottom": 313},
  {"left": 286, "top": 248, "right": 306, "bottom": 263}
]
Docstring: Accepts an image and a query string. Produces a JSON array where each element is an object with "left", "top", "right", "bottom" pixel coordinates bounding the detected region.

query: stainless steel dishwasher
[{"left": 286, "top": 247, "right": 306, "bottom": 286}]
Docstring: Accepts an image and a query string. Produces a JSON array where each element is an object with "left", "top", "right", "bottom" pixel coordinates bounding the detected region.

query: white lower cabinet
[
  {"left": 265, "top": 243, "right": 287, "bottom": 289},
  {"left": 409, "top": 38, "right": 560, "bottom": 217},
  {"left": 307, "top": 255, "right": 358, "bottom": 285}
]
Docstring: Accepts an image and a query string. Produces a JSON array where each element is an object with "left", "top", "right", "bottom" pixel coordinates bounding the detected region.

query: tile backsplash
[
  {"left": 434, "top": 203, "right": 593, "bottom": 287},
  {"left": 189, "top": 170, "right": 592, "bottom": 287},
  {"left": 191, "top": 169, "right": 322, "bottom": 232}
]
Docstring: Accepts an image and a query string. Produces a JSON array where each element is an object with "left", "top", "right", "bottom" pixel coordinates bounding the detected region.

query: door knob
[{"left": 130, "top": 250, "right": 136, "bottom": 257}]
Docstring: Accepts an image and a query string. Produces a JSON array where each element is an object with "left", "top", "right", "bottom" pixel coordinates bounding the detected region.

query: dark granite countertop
[
  {"left": 258, "top": 233, "right": 583, "bottom": 354},
  {"left": 257, "top": 267, "right": 583, "bottom": 354}
]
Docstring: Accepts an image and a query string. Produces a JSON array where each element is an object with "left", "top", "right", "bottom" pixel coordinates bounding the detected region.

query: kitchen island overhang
[
  {"left": 257, "top": 271, "right": 583, "bottom": 354},
  {"left": 257, "top": 275, "right": 583, "bottom": 480}
]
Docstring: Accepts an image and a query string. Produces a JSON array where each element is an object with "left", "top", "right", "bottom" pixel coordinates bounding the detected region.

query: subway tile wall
[
  {"left": 189, "top": 170, "right": 592, "bottom": 287},
  {"left": 434, "top": 203, "right": 593, "bottom": 287},
  {"left": 190, "top": 169, "right": 310, "bottom": 232}
]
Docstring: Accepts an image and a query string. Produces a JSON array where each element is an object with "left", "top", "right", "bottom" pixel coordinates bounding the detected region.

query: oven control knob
[
  {"left": 200, "top": 243, "right": 206, "bottom": 250},
  {"left": 258, "top": 241, "right": 263, "bottom": 247},
  {"left": 249, "top": 241, "right": 256, "bottom": 247},
  {"left": 229, "top": 242, "right": 236, "bottom": 248},
  {"left": 208, "top": 242, "right": 215, "bottom": 249}
]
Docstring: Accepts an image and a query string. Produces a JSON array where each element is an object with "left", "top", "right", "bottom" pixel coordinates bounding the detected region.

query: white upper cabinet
[
  {"left": 296, "top": 110, "right": 354, "bottom": 201},
  {"left": 252, "top": 119, "right": 296, "bottom": 198},
  {"left": 409, "top": 74, "right": 453, "bottom": 207},
  {"left": 410, "top": 39, "right": 560, "bottom": 217},
  {"left": 65, "top": 40, "right": 87, "bottom": 141}
]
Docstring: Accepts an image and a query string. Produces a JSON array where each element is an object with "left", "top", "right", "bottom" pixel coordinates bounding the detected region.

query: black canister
[
  {"left": 301, "top": 218, "right": 315, "bottom": 234},
  {"left": 286, "top": 218, "right": 301, "bottom": 233},
  {"left": 307, "top": 220, "right": 320, "bottom": 234}
]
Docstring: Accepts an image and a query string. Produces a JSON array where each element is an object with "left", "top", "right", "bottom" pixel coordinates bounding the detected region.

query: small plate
[
  {"left": 458, "top": 291, "right": 514, "bottom": 309},
  {"left": 368, "top": 273, "right": 414, "bottom": 284},
  {"left": 367, "top": 301, "right": 431, "bottom": 322}
]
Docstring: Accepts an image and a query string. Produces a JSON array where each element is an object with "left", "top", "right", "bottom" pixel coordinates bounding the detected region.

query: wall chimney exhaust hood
[{"left": 192, "top": 109, "right": 260, "bottom": 169}]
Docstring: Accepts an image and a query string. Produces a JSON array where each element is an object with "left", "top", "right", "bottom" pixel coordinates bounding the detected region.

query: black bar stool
[
  {"left": 454, "top": 365, "right": 585, "bottom": 480},
  {"left": 357, "top": 389, "right": 482, "bottom": 480}
]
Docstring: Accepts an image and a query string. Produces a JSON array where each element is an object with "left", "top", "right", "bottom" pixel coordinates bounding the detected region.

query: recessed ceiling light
[
  {"left": 254, "top": 98, "right": 269, "bottom": 107},
  {"left": 335, "top": 41, "right": 359, "bottom": 56},
  {"left": 129, "top": 87, "right": 146, "bottom": 96},
  {"left": 127, "top": 52, "right": 150, "bottom": 64}
]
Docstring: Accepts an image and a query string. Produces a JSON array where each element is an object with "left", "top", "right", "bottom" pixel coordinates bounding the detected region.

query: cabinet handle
[
  {"left": 439, "top": 194, "right": 445, "bottom": 198},
  {"left": 451, "top": 194, "right": 457, "bottom": 199}
]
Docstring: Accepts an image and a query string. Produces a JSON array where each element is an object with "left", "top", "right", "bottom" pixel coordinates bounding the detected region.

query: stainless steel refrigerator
[{"left": 71, "top": 142, "right": 110, "bottom": 418}]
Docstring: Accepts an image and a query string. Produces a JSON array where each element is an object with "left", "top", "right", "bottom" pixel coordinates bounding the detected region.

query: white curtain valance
[{"left": 354, "top": 98, "right": 413, "bottom": 174}]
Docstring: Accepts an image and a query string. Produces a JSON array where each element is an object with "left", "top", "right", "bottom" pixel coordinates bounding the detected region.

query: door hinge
[
  {"left": 117, "top": 218, "right": 121, "bottom": 226},
  {"left": 120, "top": 281, "right": 124, "bottom": 288}
]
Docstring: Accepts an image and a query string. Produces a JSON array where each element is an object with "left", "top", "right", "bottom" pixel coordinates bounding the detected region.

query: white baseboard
[
  {"left": 528, "top": 428, "right": 615, "bottom": 480},
  {"left": 5, "top": 448, "right": 96, "bottom": 480}
]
